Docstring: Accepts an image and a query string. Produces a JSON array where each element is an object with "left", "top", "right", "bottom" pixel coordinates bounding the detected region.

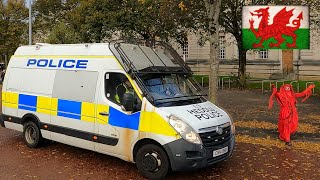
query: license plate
[{"left": 213, "top": 146, "right": 228, "bottom": 157}]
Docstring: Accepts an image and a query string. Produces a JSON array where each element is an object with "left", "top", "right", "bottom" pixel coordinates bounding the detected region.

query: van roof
[
  {"left": 15, "top": 43, "right": 114, "bottom": 56},
  {"left": 14, "top": 42, "right": 191, "bottom": 75}
]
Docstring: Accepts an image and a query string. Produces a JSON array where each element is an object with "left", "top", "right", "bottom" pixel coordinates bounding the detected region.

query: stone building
[{"left": 175, "top": 28, "right": 320, "bottom": 81}]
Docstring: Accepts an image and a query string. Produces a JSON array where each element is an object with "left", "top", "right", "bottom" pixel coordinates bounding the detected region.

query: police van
[{"left": 0, "top": 42, "right": 235, "bottom": 179}]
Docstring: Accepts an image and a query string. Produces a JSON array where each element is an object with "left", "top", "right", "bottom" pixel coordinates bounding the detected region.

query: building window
[
  {"left": 182, "top": 42, "right": 188, "bottom": 60},
  {"left": 219, "top": 36, "right": 226, "bottom": 59},
  {"left": 259, "top": 50, "right": 268, "bottom": 59}
]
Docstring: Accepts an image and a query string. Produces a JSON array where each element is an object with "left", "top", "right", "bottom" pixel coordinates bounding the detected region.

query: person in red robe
[{"left": 268, "top": 84, "right": 315, "bottom": 146}]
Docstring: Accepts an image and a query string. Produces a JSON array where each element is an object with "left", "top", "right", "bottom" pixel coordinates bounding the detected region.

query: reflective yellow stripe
[
  {"left": 139, "top": 111, "right": 177, "bottom": 137},
  {"left": 37, "top": 96, "right": 52, "bottom": 115},
  {"left": 2, "top": 91, "right": 180, "bottom": 142},
  {"left": 81, "top": 102, "right": 95, "bottom": 122},
  {"left": 51, "top": 98, "right": 58, "bottom": 116},
  {"left": 3, "top": 91, "right": 179, "bottom": 139},
  {"left": 113, "top": 57, "right": 125, "bottom": 71},
  {"left": 4, "top": 92, "right": 18, "bottom": 108},
  {"left": 96, "top": 104, "right": 109, "bottom": 124},
  {"left": 2, "top": 91, "right": 112, "bottom": 125}
]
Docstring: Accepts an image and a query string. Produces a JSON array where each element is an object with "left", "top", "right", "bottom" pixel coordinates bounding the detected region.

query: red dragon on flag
[{"left": 248, "top": 7, "right": 303, "bottom": 49}]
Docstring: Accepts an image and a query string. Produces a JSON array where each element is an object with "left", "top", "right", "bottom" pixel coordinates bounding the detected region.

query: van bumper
[
  {"left": 0, "top": 114, "right": 5, "bottom": 127},
  {"left": 163, "top": 134, "right": 235, "bottom": 172}
]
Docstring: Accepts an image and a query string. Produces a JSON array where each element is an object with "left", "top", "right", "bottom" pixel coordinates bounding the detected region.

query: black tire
[
  {"left": 23, "top": 121, "right": 43, "bottom": 148},
  {"left": 136, "top": 144, "right": 170, "bottom": 180}
]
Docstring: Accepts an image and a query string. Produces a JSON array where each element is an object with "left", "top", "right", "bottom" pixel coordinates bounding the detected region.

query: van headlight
[{"left": 169, "top": 115, "right": 202, "bottom": 145}]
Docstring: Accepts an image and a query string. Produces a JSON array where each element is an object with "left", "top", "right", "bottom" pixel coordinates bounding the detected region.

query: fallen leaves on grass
[
  {"left": 303, "top": 114, "right": 320, "bottom": 122},
  {"left": 298, "top": 123, "right": 319, "bottom": 133},
  {"left": 236, "top": 135, "right": 320, "bottom": 152},
  {"left": 235, "top": 120, "right": 276, "bottom": 130},
  {"left": 235, "top": 120, "right": 319, "bottom": 133}
]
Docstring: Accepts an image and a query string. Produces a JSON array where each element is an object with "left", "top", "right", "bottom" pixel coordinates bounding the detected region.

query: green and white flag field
[{"left": 242, "top": 6, "right": 309, "bottom": 50}]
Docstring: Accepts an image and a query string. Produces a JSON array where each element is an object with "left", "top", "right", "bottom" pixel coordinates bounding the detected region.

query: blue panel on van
[
  {"left": 58, "top": 99, "right": 81, "bottom": 115},
  {"left": 108, "top": 107, "right": 140, "bottom": 130},
  {"left": 19, "top": 94, "right": 37, "bottom": 107},
  {"left": 57, "top": 112, "right": 81, "bottom": 120},
  {"left": 19, "top": 105, "right": 36, "bottom": 112}
]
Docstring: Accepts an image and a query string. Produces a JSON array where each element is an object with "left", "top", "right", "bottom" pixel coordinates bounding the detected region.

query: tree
[
  {"left": 64, "top": 0, "right": 111, "bottom": 43},
  {"left": 33, "top": 0, "right": 64, "bottom": 27},
  {"left": 306, "top": 0, "right": 320, "bottom": 27},
  {"left": 46, "top": 22, "right": 81, "bottom": 44},
  {"left": 33, "top": 0, "right": 203, "bottom": 45},
  {"left": 203, "top": 0, "right": 222, "bottom": 103},
  {"left": 219, "top": 0, "right": 246, "bottom": 88},
  {"left": 0, "top": 0, "right": 28, "bottom": 58},
  {"left": 219, "top": 0, "right": 275, "bottom": 89},
  {"left": 105, "top": 0, "right": 205, "bottom": 46},
  {"left": 219, "top": 0, "right": 315, "bottom": 88},
  {"left": 33, "top": 0, "right": 81, "bottom": 42}
]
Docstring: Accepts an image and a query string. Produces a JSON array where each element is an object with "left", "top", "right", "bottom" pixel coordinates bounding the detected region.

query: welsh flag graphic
[{"left": 242, "top": 6, "right": 309, "bottom": 49}]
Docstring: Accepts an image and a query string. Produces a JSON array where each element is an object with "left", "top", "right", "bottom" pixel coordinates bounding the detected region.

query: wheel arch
[
  {"left": 21, "top": 113, "right": 41, "bottom": 128},
  {"left": 22, "top": 113, "right": 44, "bottom": 148},
  {"left": 132, "top": 138, "right": 169, "bottom": 163}
]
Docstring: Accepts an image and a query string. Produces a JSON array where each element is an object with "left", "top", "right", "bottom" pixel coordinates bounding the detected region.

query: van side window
[
  {"left": 105, "top": 73, "right": 136, "bottom": 106},
  {"left": 53, "top": 70, "right": 98, "bottom": 102}
]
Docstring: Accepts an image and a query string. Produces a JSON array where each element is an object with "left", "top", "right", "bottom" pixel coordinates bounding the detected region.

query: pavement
[{"left": 0, "top": 89, "right": 319, "bottom": 179}]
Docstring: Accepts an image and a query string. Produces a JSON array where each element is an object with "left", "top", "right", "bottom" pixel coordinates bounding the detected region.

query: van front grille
[{"left": 199, "top": 125, "right": 231, "bottom": 148}]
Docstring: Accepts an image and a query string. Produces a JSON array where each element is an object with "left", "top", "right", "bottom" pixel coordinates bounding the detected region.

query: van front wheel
[
  {"left": 23, "top": 121, "right": 42, "bottom": 148},
  {"left": 136, "top": 144, "right": 169, "bottom": 180}
]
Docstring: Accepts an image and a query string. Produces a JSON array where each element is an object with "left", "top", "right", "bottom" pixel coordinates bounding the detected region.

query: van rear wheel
[
  {"left": 23, "top": 121, "right": 42, "bottom": 148},
  {"left": 136, "top": 144, "right": 169, "bottom": 180}
]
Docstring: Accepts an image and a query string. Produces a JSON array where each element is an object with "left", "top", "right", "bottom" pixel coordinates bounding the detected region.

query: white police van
[{"left": 1, "top": 42, "right": 235, "bottom": 179}]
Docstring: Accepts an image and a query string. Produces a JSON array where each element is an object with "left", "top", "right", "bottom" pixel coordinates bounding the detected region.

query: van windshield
[
  {"left": 142, "top": 74, "right": 205, "bottom": 107},
  {"left": 109, "top": 42, "right": 206, "bottom": 107}
]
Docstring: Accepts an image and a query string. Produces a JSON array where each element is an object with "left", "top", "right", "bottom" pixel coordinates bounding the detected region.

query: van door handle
[{"left": 99, "top": 111, "right": 109, "bottom": 116}]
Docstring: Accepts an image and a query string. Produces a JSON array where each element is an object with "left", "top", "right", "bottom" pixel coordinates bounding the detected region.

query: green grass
[
  {"left": 193, "top": 75, "right": 209, "bottom": 85},
  {"left": 242, "top": 28, "right": 310, "bottom": 49}
]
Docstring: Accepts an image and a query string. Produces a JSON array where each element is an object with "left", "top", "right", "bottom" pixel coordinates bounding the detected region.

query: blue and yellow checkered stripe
[{"left": 2, "top": 92, "right": 140, "bottom": 130}]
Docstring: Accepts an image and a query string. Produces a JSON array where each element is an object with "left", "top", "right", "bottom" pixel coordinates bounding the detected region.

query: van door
[
  {"left": 51, "top": 70, "right": 98, "bottom": 151},
  {"left": 95, "top": 71, "right": 141, "bottom": 160}
]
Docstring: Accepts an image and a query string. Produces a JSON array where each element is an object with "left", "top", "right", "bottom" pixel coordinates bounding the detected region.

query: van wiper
[{"left": 155, "top": 95, "right": 204, "bottom": 104}]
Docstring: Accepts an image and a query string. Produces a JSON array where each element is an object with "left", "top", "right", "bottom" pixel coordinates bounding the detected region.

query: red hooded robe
[{"left": 269, "top": 84, "right": 315, "bottom": 142}]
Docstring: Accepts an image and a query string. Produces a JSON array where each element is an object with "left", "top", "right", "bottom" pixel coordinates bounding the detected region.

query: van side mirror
[{"left": 121, "top": 93, "right": 134, "bottom": 112}]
